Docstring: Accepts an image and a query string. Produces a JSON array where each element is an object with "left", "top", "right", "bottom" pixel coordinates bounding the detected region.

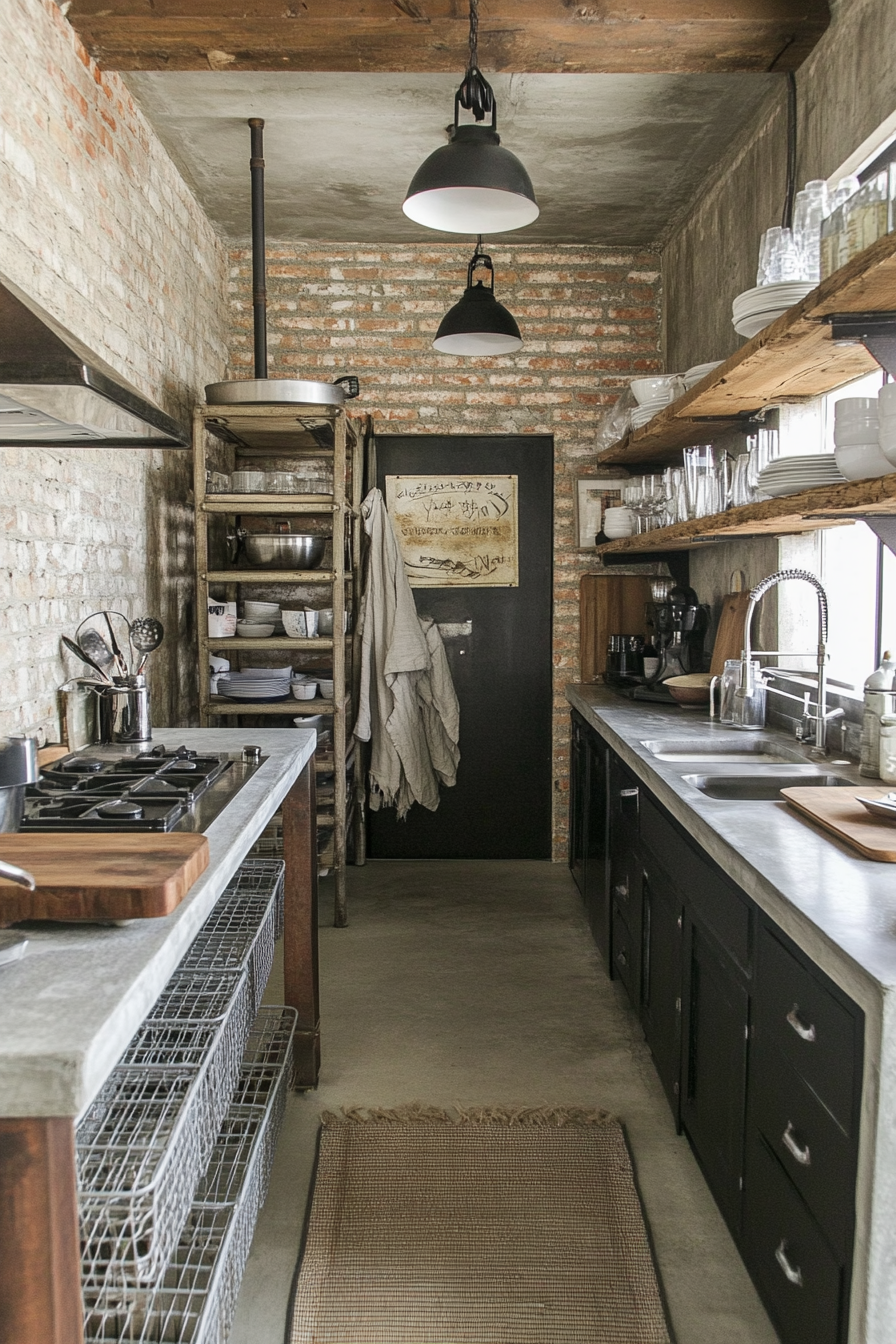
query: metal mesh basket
[
  {"left": 78, "top": 970, "right": 251, "bottom": 1288},
  {"left": 83, "top": 1007, "right": 296, "bottom": 1344},
  {"left": 178, "top": 862, "right": 284, "bottom": 1008}
]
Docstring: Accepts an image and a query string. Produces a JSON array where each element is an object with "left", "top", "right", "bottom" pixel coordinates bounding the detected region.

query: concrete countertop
[
  {"left": 567, "top": 684, "right": 896, "bottom": 1004},
  {"left": 0, "top": 727, "right": 315, "bottom": 1119}
]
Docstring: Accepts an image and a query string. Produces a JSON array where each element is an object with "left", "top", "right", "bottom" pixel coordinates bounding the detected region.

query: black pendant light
[
  {"left": 433, "top": 239, "right": 522, "bottom": 356},
  {"left": 403, "top": 0, "right": 538, "bottom": 235}
]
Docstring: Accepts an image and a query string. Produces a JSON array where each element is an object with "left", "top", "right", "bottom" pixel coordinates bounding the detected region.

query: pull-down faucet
[{"left": 742, "top": 569, "right": 841, "bottom": 757}]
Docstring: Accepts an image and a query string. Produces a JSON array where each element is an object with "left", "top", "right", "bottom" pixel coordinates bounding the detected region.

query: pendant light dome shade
[
  {"left": 404, "top": 125, "right": 539, "bottom": 235},
  {"left": 433, "top": 243, "right": 523, "bottom": 356}
]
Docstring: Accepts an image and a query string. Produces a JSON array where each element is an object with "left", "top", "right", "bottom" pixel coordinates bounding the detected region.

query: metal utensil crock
[
  {"left": 0, "top": 736, "right": 39, "bottom": 833},
  {"left": 95, "top": 675, "right": 152, "bottom": 744}
]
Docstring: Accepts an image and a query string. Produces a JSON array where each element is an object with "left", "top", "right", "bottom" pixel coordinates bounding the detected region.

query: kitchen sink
[
  {"left": 682, "top": 771, "right": 853, "bottom": 801},
  {"left": 642, "top": 737, "right": 809, "bottom": 766}
]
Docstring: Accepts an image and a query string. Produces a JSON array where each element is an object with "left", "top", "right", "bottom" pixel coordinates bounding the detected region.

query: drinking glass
[
  {"left": 757, "top": 226, "right": 783, "bottom": 286},
  {"left": 683, "top": 446, "right": 717, "bottom": 519}
]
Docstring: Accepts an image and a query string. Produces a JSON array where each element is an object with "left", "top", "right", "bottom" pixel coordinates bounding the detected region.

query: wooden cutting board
[
  {"left": 782, "top": 787, "right": 896, "bottom": 861},
  {"left": 0, "top": 833, "right": 209, "bottom": 923},
  {"left": 710, "top": 590, "right": 754, "bottom": 676}
]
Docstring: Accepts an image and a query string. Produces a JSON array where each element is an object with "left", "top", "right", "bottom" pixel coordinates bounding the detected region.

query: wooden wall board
[{"left": 579, "top": 574, "right": 653, "bottom": 683}]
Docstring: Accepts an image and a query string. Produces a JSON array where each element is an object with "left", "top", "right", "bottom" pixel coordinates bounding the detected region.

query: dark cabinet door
[
  {"left": 640, "top": 854, "right": 683, "bottom": 1122},
  {"left": 582, "top": 730, "right": 610, "bottom": 965},
  {"left": 568, "top": 712, "right": 588, "bottom": 895},
  {"left": 681, "top": 918, "right": 749, "bottom": 1237}
]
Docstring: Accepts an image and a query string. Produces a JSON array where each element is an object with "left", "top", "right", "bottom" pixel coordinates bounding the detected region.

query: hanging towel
[{"left": 354, "top": 489, "right": 460, "bottom": 819}]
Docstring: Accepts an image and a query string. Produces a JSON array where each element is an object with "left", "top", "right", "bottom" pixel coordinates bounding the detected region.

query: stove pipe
[{"left": 249, "top": 118, "right": 268, "bottom": 380}]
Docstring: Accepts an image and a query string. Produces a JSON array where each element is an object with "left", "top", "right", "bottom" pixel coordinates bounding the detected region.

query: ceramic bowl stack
[
  {"left": 756, "top": 454, "right": 845, "bottom": 497},
  {"left": 682, "top": 361, "right": 723, "bottom": 390},
  {"left": 731, "top": 282, "right": 815, "bottom": 339},
  {"left": 216, "top": 666, "right": 293, "bottom": 701},
  {"left": 833, "top": 397, "right": 892, "bottom": 479},
  {"left": 629, "top": 376, "right": 683, "bottom": 429},
  {"left": 602, "top": 507, "right": 635, "bottom": 539},
  {"left": 877, "top": 385, "right": 896, "bottom": 468}
]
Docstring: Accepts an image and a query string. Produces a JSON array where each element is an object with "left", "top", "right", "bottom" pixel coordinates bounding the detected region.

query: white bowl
[
  {"left": 630, "top": 376, "right": 679, "bottom": 406},
  {"left": 235, "top": 622, "right": 275, "bottom": 638},
  {"left": 835, "top": 397, "right": 879, "bottom": 419},
  {"left": 243, "top": 600, "right": 280, "bottom": 617},
  {"left": 877, "top": 384, "right": 896, "bottom": 415},
  {"left": 835, "top": 423, "right": 882, "bottom": 447},
  {"left": 834, "top": 441, "right": 894, "bottom": 480},
  {"left": 603, "top": 507, "right": 634, "bottom": 520},
  {"left": 291, "top": 680, "right": 318, "bottom": 700},
  {"left": 317, "top": 679, "right": 335, "bottom": 699},
  {"left": 878, "top": 427, "right": 896, "bottom": 468}
]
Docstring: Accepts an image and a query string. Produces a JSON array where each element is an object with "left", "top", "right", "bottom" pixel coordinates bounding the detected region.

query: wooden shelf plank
[
  {"left": 202, "top": 569, "right": 337, "bottom": 584},
  {"left": 596, "top": 232, "right": 896, "bottom": 468},
  {"left": 202, "top": 496, "right": 339, "bottom": 514},
  {"left": 207, "top": 698, "right": 336, "bottom": 715},
  {"left": 593, "top": 473, "right": 896, "bottom": 556},
  {"left": 206, "top": 637, "right": 336, "bottom": 651}
]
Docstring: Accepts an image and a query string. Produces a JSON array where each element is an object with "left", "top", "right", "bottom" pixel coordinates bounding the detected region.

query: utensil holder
[{"left": 95, "top": 675, "right": 152, "bottom": 744}]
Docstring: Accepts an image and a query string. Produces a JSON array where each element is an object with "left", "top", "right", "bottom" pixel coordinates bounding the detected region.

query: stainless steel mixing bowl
[{"left": 234, "top": 530, "right": 327, "bottom": 570}]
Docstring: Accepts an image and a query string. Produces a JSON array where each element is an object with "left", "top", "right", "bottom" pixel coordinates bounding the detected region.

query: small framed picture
[{"left": 574, "top": 475, "right": 629, "bottom": 549}]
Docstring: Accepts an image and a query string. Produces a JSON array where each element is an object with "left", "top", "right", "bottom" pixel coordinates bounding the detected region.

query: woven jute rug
[{"left": 288, "top": 1104, "right": 672, "bottom": 1344}]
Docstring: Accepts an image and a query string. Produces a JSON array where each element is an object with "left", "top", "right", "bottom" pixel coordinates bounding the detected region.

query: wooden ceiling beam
[{"left": 64, "top": 0, "right": 830, "bottom": 74}]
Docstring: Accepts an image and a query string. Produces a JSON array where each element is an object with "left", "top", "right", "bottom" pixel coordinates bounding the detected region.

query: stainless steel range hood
[{"left": 0, "top": 280, "right": 188, "bottom": 447}]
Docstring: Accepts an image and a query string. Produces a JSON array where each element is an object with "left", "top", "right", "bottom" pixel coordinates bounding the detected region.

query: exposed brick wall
[
  {"left": 227, "top": 242, "right": 662, "bottom": 855},
  {"left": 0, "top": 0, "right": 229, "bottom": 739}
]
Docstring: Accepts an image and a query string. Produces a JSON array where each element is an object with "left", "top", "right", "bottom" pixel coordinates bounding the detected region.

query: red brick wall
[{"left": 227, "top": 242, "right": 662, "bottom": 855}]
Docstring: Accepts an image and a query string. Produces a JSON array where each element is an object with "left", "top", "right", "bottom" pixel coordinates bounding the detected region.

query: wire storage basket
[
  {"left": 78, "top": 970, "right": 252, "bottom": 1290},
  {"left": 177, "top": 861, "right": 284, "bottom": 1010},
  {"left": 83, "top": 1006, "right": 296, "bottom": 1344}
]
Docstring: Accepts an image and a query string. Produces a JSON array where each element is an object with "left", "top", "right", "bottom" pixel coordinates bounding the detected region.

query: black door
[{"left": 368, "top": 434, "right": 553, "bottom": 859}]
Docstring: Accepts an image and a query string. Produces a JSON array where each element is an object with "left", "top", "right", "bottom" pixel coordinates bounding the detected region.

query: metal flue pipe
[{"left": 248, "top": 117, "right": 267, "bottom": 379}]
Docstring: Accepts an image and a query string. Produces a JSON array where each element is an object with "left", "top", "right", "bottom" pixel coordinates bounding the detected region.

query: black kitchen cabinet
[
  {"left": 567, "top": 708, "right": 865, "bottom": 1344},
  {"left": 681, "top": 917, "right": 749, "bottom": 1237},
  {"left": 569, "top": 711, "right": 612, "bottom": 967},
  {"left": 568, "top": 711, "right": 588, "bottom": 895},
  {"left": 639, "top": 853, "right": 683, "bottom": 1121}
]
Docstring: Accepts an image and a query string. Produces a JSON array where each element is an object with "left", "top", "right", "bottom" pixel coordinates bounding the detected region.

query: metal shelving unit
[{"left": 193, "top": 402, "right": 365, "bottom": 924}]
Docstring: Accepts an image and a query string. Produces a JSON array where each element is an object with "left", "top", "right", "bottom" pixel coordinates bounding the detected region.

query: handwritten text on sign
[{"left": 385, "top": 475, "right": 519, "bottom": 587}]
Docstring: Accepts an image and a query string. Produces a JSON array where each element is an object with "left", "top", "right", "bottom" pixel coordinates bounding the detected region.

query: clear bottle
[{"left": 860, "top": 650, "right": 896, "bottom": 777}]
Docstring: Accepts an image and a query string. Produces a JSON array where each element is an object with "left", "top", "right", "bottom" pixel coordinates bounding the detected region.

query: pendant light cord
[
  {"left": 457, "top": 0, "right": 494, "bottom": 122},
  {"left": 781, "top": 71, "right": 797, "bottom": 229}
]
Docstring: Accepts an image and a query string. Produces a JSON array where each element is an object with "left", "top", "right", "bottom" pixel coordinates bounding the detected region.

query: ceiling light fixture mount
[
  {"left": 432, "top": 237, "right": 523, "bottom": 356},
  {"left": 403, "top": 0, "right": 539, "bottom": 235}
]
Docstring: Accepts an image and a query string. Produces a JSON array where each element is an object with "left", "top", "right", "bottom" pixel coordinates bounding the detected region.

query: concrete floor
[{"left": 230, "top": 860, "right": 779, "bottom": 1344}]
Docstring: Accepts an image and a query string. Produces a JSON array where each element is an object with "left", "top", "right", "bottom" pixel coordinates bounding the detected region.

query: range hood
[{"left": 0, "top": 280, "right": 188, "bottom": 447}]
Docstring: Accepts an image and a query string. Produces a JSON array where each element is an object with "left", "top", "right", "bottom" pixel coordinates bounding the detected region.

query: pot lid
[{"left": 205, "top": 377, "right": 356, "bottom": 408}]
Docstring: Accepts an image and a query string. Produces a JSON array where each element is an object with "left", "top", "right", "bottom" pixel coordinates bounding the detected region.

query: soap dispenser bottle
[{"left": 860, "top": 650, "right": 896, "bottom": 777}]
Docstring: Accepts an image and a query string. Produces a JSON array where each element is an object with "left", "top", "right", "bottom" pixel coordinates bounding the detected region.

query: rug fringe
[{"left": 321, "top": 1102, "right": 616, "bottom": 1128}]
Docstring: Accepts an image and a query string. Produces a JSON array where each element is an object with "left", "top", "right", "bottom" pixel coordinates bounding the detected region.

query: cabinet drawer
[
  {"left": 756, "top": 926, "right": 860, "bottom": 1135},
  {"left": 609, "top": 754, "right": 641, "bottom": 843},
  {"left": 750, "top": 1043, "right": 855, "bottom": 1257},
  {"left": 743, "top": 1129, "right": 847, "bottom": 1344},
  {"left": 641, "top": 796, "right": 752, "bottom": 972},
  {"left": 611, "top": 905, "right": 636, "bottom": 1000}
]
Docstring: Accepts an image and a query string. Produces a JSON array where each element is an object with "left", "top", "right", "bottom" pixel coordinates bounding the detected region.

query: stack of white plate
[
  {"left": 879, "top": 384, "right": 896, "bottom": 467},
  {"left": 682, "top": 361, "right": 723, "bottom": 390},
  {"left": 602, "top": 507, "right": 635, "bottom": 539},
  {"left": 731, "top": 282, "right": 815, "bottom": 339},
  {"left": 631, "top": 401, "right": 670, "bottom": 429},
  {"left": 217, "top": 666, "right": 293, "bottom": 701},
  {"left": 756, "top": 454, "right": 845, "bottom": 497}
]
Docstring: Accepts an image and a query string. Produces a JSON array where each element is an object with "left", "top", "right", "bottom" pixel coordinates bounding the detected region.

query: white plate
[
  {"left": 857, "top": 795, "right": 896, "bottom": 822},
  {"left": 760, "top": 479, "right": 844, "bottom": 497},
  {"left": 683, "top": 360, "right": 723, "bottom": 380}
]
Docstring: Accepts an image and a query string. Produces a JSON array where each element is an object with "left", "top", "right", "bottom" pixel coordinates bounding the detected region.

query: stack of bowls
[
  {"left": 877, "top": 385, "right": 896, "bottom": 468},
  {"left": 629, "top": 376, "right": 683, "bottom": 429},
  {"left": 602, "top": 507, "right": 635, "bottom": 539},
  {"left": 243, "top": 599, "right": 281, "bottom": 624},
  {"left": 833, "top": 397, "right": 892, "bottom": 479}
]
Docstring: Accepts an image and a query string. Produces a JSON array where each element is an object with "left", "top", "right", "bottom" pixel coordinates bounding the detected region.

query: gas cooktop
[{"left": 20, "top": 743, "right": 262, "bottom": 833}]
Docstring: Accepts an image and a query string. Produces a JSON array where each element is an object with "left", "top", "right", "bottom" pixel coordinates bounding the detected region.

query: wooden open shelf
[
  {"left": 201, "top": 401, "right": 346, "bottom": 455},
  {"left": 202, "top": 496, "right": 341, "bottom": 515},
  {"left": 597, "top": 231, "right": 896, "bottom": 468},
  {"left": 594, "top": 472, "right": 896, "bottom": 556}
]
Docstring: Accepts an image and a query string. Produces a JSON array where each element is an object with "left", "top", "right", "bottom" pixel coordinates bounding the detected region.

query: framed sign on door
[{"left": 384, "top": 474, "right": 519, "bottom": 587}]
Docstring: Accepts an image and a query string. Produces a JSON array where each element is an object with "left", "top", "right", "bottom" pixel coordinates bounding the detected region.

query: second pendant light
[{"left": 433, "top": 240, "right": 522, "bottom": 356}]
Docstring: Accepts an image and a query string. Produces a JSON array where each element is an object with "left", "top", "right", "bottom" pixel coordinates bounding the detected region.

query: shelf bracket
[
  {"left": 858, "top": 515, "right": 896, "bottom": 558},
  {"left": 824, "top": 311, "right": 896, "bottom": 378}
]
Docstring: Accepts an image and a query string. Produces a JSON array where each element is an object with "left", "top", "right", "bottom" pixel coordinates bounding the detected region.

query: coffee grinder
[{"left": 644, "top": 582, "right": 709, "bottom": 683}]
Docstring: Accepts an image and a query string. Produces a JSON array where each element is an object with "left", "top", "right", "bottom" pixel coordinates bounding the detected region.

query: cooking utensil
[
  {"left": 78, "top": 627, "right": 116, "bottom": 675},
  {"left": 130, "top": 616, "right": 164, "bottom": 673},
  {"left": 203, "top": 121, "right": 359, "bottom": 409},
  {"left": 229, "top": 529, "right": 327, "bottom": 570},
  {"left": 0, "top": 833, "right": 209, "bottom": 921},
  {"left": 102, "top": 610, "right": 130, "bottom": 675},
  {"left": 62, "top": 634, "right": 111, "bottom": 682}
]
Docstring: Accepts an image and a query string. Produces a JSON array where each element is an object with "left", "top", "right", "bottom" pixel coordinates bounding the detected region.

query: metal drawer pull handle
[
  {"left": 616, "top": 950, "right": 628, "bottom": 967},
  {"left": 613, "top": 883, "right": 629, "bottom": 901},
  {"left": 786, "top": 1006, "right": 816, "bottom": 1042},
  {"left": 619, "top": 788, "right": 639, "bottom": 797},
  {"left": 775, "top": 1240, "right": 804, "bottom": 1287},
  {"left": 782, "top": 1122, "right": 811, "bottom": 1166}
]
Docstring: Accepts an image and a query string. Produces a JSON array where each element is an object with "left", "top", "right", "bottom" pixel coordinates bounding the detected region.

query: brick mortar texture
[
  {"left": 0, "top": 0, "right": 229, "bottom": 740},
  {"left": 227, "top": 242, "right": 662, "bottom": 856}
]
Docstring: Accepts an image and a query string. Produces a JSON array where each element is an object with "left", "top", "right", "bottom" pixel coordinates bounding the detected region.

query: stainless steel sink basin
[
  {"left": 642, "top": 737, "right": 808, "bottom": 766},
  {"left": 682, "top": 772, "right": 853, "bottom": 801}
]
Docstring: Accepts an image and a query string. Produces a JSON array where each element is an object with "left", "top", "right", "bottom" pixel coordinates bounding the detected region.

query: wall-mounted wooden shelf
[
  {"left": 597, "top": 231, "right": 896, "bottom": 468},
  {"left": 594, "top": 472, "right": 896, "bottom": 555}
]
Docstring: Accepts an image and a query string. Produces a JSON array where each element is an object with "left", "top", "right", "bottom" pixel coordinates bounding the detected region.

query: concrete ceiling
[{"left": 124, "top": 71, "right": 778, "bottom": 245}]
